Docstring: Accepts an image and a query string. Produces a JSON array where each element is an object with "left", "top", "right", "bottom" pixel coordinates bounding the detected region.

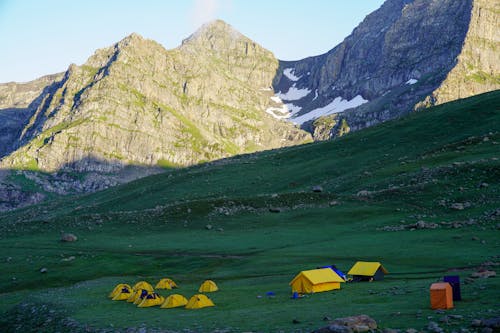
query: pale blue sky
[{"left": 0, "top": 0, "right": 385, "bottom": 83}]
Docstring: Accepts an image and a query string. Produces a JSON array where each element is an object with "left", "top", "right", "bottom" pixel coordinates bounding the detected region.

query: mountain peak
[{"left": 181, "top": 19, "right": 245, "bottom": 48}]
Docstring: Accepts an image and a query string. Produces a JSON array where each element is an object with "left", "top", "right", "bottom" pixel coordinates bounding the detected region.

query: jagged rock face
[
  {"left": 429, "top": 0, "right": 500, "bottom": 105},
  {"left": 0, "top": 21, "right": 311, "bottom": 173},
  {"left": 0, "top": 73, "right": 63, "bottom": 158},
  {"left": 272, "top": 0, "right": 499, "bottom": 139}
]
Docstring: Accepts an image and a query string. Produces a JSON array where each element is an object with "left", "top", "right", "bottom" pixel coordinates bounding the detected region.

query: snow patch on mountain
[
  {"left": 406, "top": 79, "right": 418, "bottom": 85},
  {"left": 291, "top": 95, "right": 369, "bottom": 125},
  {"left": 312, "top": 89, "right": 319, "bottom": 101},
  {"left": 283, "top": 68, "right": 301, "bottom": 81},
  {"left": 277, "top": 84, "right": 311, "bottom": 101},
  {"left": 286, "top": 103, "right": 302, "bottom": 114}
]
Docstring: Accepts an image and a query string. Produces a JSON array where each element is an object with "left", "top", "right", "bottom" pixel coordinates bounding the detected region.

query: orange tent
[{"left": 430, "top": 282, "right": 453, "bottom": 309}]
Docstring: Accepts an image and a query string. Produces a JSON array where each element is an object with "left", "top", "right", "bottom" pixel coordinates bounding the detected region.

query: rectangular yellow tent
[
  {"left": 347, "top": 261, "right": 388, "bottom": 281},
  {"left": 289, "top": 268, "right": 345, "bottom": 293}
]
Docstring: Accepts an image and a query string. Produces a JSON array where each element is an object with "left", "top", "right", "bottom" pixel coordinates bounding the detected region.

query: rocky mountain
[
  {"left": 271, "top": 0, "right": 499, "bottom": 139},
  {"left": 0, "top": 21, "right": 311, "bottom": 209}
]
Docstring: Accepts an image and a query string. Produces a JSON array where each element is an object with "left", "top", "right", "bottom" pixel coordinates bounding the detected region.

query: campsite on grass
[{"left": 0, "top": 92, "right": 498, "bottom": 331}]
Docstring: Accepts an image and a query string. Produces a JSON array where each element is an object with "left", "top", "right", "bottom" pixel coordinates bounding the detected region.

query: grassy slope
[{"left": 0, "top": 91, "right": 498, "bottom": 332}]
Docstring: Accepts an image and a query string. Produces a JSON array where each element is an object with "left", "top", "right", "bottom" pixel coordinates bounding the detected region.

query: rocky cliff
[
  {"left": 271, "top": 0, "right": 499, "bottom": 139},
  {"left": 0, "top": 20, "right": 311, "bottom": 209},
  {"left": 1, "top": 21, "right": 310, "bottom": 173}
]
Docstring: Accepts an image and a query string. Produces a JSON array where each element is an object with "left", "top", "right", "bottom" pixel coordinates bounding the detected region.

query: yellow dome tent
[
  {"left": 185, "top": 294, "right": 215, "bottom": 309},
  {"left": 155, "top": 278, "right": 178, "bottom": 289},
  {"left": 109, "top": 283, "right": 132, "bottom": 298},
  {"left": 289, "top": 268, "right": 345, "bottom": 294},
  {"left": 133, "top": 290, "right": 151, "bottom": 305},
  {"left": 198, "top": 280, "right": 218, "bottom": 292},
  {"left": 111, "top": 286, "right": 133, "bottom": 301},
  {"left": 127, "top": 289, "right": 149, "bottom": 303},
  {"left": 160, "top": 294, "right": 188, "bottom": 308},
  {"left": 132, "top": 281, "right": 154, "bottom": 292},
  {"left": 138, "top": 293, "right": 164, "bottom": 308}
]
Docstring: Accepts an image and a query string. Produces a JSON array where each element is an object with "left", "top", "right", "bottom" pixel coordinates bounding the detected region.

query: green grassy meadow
[{"left": 0, "top": 91, "right": 499, "bottom": 332}]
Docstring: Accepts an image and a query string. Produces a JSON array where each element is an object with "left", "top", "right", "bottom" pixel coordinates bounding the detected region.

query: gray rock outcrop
[{"left": 272, "top": 0, "right": 499, "bottom": 139}]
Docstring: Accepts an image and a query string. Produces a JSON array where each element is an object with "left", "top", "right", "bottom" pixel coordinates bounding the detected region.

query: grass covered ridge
[{"left": 0, "top": 91, "right": 499, "bottom": 332}]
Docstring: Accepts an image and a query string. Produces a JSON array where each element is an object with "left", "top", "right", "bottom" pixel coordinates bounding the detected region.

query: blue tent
[{"left": 320, "top": 265, "right": 347, "bottom": 281}]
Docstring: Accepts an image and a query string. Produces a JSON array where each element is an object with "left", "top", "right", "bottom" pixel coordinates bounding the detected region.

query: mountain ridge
[
  {"left": 0, "top": 1, "right": 498, "bottom": 211},
  {"left": 271, "top": 0, "right": 499, "bottom": 138}
]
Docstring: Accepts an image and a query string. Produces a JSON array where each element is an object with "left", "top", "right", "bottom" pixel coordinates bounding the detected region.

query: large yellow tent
[
  {"left": 138, "top": 293, "right": 164, "bottom": 308},
  {"left": 347, "top": 261, "right": 389, "bottom": 281},
  {"left": 109, "top": 283, "right": 132, "bottom": 298},
  {"left": 198, "top": 280, "right": 218, "bottom": 292},
  {"left": 132, "top": 281, "right": 154, "bottom": 292},
  {"left": 155, "top": 278, "right": 178, "bottom": 289},
  {"left": 111, "top": 286, "right": 133, "bottom": 301},
  {"left": 289, "top": 268, "right": 345, "bottom": 293},
  {"left": 161, "top": 294, "right": 188, "bottom": 308},
  {"left": 185, "top": 294, "right": 215, "bottom": 309}
]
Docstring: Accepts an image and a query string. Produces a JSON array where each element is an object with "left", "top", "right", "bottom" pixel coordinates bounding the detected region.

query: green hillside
[{"left": 0, "top": 91, "right": 499, "bottom": 332}]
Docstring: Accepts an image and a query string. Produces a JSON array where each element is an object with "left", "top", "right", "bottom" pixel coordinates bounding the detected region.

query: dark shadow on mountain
[
  {"left": 0, "top": 74, "right": 67, "bottom": 159},
  {"left": 271, "top": 0, "right": 474, "bottom": 137},
  {"left": 0, "top": 155, "right": 169, "bottom": 212}
]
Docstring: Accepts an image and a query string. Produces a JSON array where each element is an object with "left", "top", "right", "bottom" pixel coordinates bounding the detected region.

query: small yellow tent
[
  {"left": 289, "top": 268, "right": 345, "bottom": 294},
  {"left": 161, "top": 294, "right": 188, "bottom": 308},
  {"left": 109, "top": 283, "right": 132, "bottom": 298},
  {"left": 198, "top": 280, "right": 218, "bottom": 292},
  {"left": 127, "top": 289, "right": 149, "bottom": 303},
  {"left": 347, "top": 261, "right": 389, "bottom": 281},
  {"left": 111, "top": 286, "right": 133, "bottom": 301},
  {"left": 155, "top": 278, "right": 178, "bottom": 289},
  {"left": 138, "top": 293, "right": 164, "bottom": 308},
  {"left": 185, "top": 294, "right": 215, "bottom": 309},
  {"left": 133, "top": 290, "right": 152, "bottom": 305},
  {"left": 133, "top": 281, "right": 154, "bottom": 292}
]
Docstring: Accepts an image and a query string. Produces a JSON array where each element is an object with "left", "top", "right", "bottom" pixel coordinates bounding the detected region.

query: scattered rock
[
  {"left": 205, "top": 224, "right": 213, "bottom": 230},
  {"left": 471, "top": 319, "right": 483, "bottom": 327},
  {"left": 269, "top": 207, "right": 281, "bottom": 213},
  {"left": 292, "top": 319, "right": 301, "bottom": 324},
  {"left": 323, "top": 316, "right": 332, "bottom": 321},
  {"left": 61, "top": 256, "right": 76, "bottom": 262},
  {"left": 481, "top": 328, "right": 493, "bottom": 333},
  {"left": 39, "top": 267, "right": 47, "bottom": 273},
  {"left": 449, "top": 315, "right": 464, "bottom": 320},
  {"left": 216, "top": 227, "right": 224, "bottom": 232},
  {"left": 482, "top": 317, "right": 500, "bottom": 328},
  {"left": 450, "top": 203, "right": 465, "bottom": 210},
  {"left": 383, "top": 329, "right": 400, "bottom": 333},
  {"left": 329, "top": 200, "right": 339, "bottom": 206},
  {"left": 312, "top": 185, "right": 323, "bottom": 193},
  {"left": 427, "top": 321, "right": 443, "bottom": 333},
  {"left": 470, "top": 270, "right": 496, "bottom": 279},
  {"left": 479, "top": 182, "right": 489, "bottom": 188},
  {"left": 60, "top": 233, "right": 77, "bottom": 242},
  {"left": 356, "top": 190, "right": 371, "bottom": 197},
  {"left": 406, "top": 329, "right": 418, "bottom": 333},
  {"left": 314, "top": 315, "right": 377, "bottom": 333},
  {"left": 314, "top": 324, "right": 353, "bottom": 333}
]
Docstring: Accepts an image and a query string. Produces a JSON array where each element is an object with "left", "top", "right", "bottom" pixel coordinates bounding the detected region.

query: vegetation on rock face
[
  {"left": 0, "top": 20, "right": 311, "bottom": 175},
  {"left": 0, "top": 21, "right": 311, "bottom": 209},
  {"left": 0, "top": 91, "right": 498, "bottom": 332},
  {"left": 276, "top": 0, "right": 499, "bottom": 139}
]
